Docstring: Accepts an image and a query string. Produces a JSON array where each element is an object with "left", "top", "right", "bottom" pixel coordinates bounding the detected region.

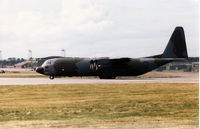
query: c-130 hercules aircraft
[{"left": 36, "top": 27, "right": 188, "bottom": 79}]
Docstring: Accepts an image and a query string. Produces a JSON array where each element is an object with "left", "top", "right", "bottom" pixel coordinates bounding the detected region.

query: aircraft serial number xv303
[{"left": 36, "top": 27, "right": 188, "bottom": 79}]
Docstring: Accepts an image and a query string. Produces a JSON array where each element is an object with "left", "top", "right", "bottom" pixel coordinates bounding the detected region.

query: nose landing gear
[{"left": 49, "top": 75, "right": 54, "bottom": 80}]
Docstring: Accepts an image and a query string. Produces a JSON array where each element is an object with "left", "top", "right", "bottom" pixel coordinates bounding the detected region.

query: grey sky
[{"left": 0, "top": 0, "right": 199, "bottom": 59}]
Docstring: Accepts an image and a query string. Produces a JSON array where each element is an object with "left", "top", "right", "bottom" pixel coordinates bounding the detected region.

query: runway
[{"left": 0, "top": 76, "right": 198, "bottom": 86}]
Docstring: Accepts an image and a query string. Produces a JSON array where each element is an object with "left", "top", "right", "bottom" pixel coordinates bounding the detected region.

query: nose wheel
[{"left": 49, "top": 75, "right": 54, "bottom": 80}]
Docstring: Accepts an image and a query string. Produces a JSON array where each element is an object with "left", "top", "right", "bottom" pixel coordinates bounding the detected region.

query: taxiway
[{"left": 0, "top": 76, "right": 198, "bottom": 86}]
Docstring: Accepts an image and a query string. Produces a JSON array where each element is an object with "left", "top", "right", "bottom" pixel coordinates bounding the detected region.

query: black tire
[
  {"left": 49, "top": 75, "right": 54, "bottom": 80},
  {"left": 99, "top": 75, "right": 116, "bottom": 79}
]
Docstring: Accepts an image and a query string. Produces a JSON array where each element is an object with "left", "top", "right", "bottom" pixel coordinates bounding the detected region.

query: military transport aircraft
[{"left": 36, "top": 27, "right": 188, "bottom": 79}]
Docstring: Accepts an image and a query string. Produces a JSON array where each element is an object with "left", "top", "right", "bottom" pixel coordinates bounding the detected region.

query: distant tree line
[{"left": 0, "top": 58, "right": 25, "bottom": 67}]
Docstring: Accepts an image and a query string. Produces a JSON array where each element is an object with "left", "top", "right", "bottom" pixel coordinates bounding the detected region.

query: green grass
[
  {"left": 0, "top": 83, "right": 198, "bottom": 128},
  {"left": 0, "top": 73, "right": 46, "bottom": 78}
]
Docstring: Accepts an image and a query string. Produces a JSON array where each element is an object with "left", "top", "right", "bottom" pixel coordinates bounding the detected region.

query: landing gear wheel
[
  {"left": 49, "top": 75, "right": 54, "bottom": 80},
  {"left": 99, "top": 75, "right": 116, "bottom": 79}
]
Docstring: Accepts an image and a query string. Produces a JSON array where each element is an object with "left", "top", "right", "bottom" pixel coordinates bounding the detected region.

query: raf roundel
[
  {"left": 173, "top": 48, "right": 177, "bottom": 53},
  {"left": 143, "top": 62, "right": 149, "bottom": 66}
]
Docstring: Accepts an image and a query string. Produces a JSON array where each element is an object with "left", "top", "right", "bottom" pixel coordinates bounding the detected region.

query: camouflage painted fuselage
[{"left": 38, "top": 57, "right": 173, "bottom": 79}]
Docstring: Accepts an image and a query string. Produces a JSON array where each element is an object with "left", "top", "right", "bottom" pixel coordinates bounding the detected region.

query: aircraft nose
[{"left": 36, "top": 67, "right": 44, "bottom": 74}]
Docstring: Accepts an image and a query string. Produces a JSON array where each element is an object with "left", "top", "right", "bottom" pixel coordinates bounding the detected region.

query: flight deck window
[
  {"left": 42, "top": 60, "right": 51, "bottom": 67},
  {"left": 45, "top": 60, "right": 51, "bottom": 65},
  {"left": 47, "top": 60, "right": 51, "bottom": 65}
]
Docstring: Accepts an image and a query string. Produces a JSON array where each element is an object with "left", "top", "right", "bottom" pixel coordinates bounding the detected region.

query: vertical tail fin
[{"left": 162, "top": 27, "right": 188, "bottom": 59}]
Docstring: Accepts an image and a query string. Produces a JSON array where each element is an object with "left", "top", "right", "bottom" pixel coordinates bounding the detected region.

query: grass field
[
  {"left": 0, "top": 83, "right": 198, "bottom": 129},
  {"left": 0, "top": 72, "right": 46, "bottom": 78},
  {"left": 0, "top": 74, "right": 46, "bottom": 78}
]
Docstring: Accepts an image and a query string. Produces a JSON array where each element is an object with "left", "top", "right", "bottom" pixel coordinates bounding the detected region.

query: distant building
[
  {"left": 156, "top": 57, "right": 199, "bottom": 72},
  {"left": 192, "top": 62, "right": 199, "bottom": 72},
  {"left": 14, "top": 61, "right": 37, "bottom": 69}
]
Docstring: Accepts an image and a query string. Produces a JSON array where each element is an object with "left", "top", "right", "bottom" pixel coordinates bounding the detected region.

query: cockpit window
[
  {"left": 42, "top": 60, "right": 51, "bottom": 67},
  {"left": 46, "top": 60, "right": 51, "bottom": 65}
]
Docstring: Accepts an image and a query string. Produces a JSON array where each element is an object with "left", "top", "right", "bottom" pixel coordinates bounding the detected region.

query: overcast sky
[{"left": 0, "top": 0, "right": 199, "bottom": 59}]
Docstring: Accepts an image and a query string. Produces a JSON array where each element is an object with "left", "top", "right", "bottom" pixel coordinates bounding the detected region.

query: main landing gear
[
  {"left": 49, "top": 75, "right": 55, "bottom": 80},
  {"left": 99, "top": 75, "right": 116, "bottom": 79}
]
